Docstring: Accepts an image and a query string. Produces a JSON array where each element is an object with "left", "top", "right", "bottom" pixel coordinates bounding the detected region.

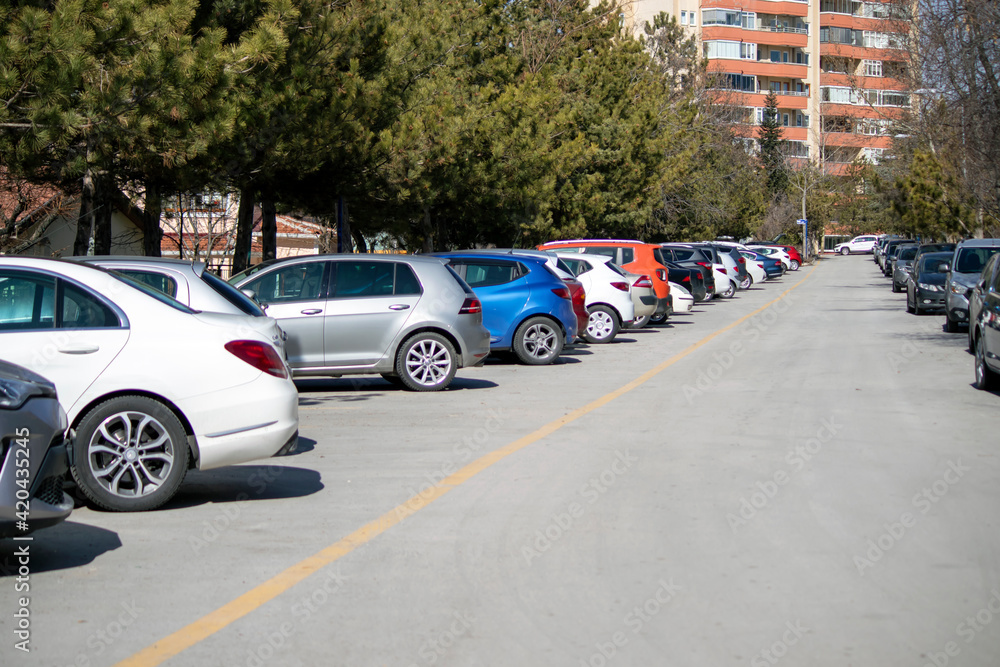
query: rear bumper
[{"left": 653, "top": 297, "right": 670, "bottom": 316}]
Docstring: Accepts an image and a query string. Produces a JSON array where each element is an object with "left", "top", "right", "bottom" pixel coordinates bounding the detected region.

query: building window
[
  {"left": 681, "top": 11, "right": 687, "bottom": 25},
  {"left": 864, "top": 60, "right": 883, "bottom": 76},
  {"left": 725, "top": 73, "right": 757, "bottom": 92}
]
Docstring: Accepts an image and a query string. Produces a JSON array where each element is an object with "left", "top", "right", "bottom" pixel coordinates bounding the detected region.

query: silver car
[
  {"left": 230, "top": 254, "right": 491, "bottom": 391},
  {"left": 69, "top": 256, "right": 287, "bottom": 355}
]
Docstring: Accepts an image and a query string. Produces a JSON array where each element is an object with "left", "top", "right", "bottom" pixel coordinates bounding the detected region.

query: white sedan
[
  {"left": 739, "top": 251, "right": 768, "bottom": 285},
  {"left": 556, "top": 253, "right": 636, "bottom": 343},
  {"left": 0, "top": 257, "right": 299, "bottom": 511}
]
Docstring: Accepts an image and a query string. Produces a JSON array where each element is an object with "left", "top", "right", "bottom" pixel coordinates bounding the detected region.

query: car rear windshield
[
  {"left": 897, "top": 246, "right": 919, "bottom": 260},
  {"left": 201, "top": 270, "right": 266, "bottom": 316}
]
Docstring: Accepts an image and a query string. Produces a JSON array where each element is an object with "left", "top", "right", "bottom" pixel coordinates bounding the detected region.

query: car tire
[
  {"left": 513, "top": 317, "right": 563, "bottom": 365},
  {"left": 906, "top": 293, "right": 915, "bottom": 313},
  {"left": 740, "top": 275, "right": 753, "bottom": 290},
  {"left": 629, "top": 314, "right": 651, "bottom": 329},
  {"left": 721, "top": 281, "right": 737, "bottom": 298},
  {"left": 974, "top": 335, "right": 998, "bottom": 390},
  {"left": 790, "top": 260, "right": 800, "bottom": 271},
  {"left": 649, "top": 312, "right": 668, "bottom": 325},
  {"left": 944, "top": 315, "right": 959, "bottom": 333},
  {"left": 395, "top": 332, "right": 457, "bottom": 391},
  {"left": 891, "top": 281, "right": 901, "bottom": 293},
  {"left": 840, "top": 247, "right": 850, "bottom": 255},
  {"left": 584, "top": 306, "right": 620, "bottom": 344},
  {"left": 70, "top": 396, "right": 189, "bottom": 512}
]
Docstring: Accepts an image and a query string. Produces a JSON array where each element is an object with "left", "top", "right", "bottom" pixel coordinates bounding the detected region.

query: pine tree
[{"left": 758, "top": 91, "right": 788, "bottom": 197}]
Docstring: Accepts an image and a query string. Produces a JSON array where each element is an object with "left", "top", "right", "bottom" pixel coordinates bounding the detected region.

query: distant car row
[
  {"left": 0, "top": 238, "right": 800, "bottom": 534},
  {"left": 872, "top": 235, "right": 1000, "bottom": 390}
]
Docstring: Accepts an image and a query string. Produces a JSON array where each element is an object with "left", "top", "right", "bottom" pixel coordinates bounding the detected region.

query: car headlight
[
  {"left": 918, "top": 283, "right": 942, "bottom": 292},
  {"left": 950, "top": 283, "right": 968, "bottom": 294},
  {"left": 0, "top": 377, "right": 39, "bottom": 410}
]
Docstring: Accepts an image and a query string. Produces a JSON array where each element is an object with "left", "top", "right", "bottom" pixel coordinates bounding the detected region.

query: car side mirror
[
  {"left": 241, "top": 288, "right": 257, "bottom": 301},
  {"left": 942, "top": 263, "right": 951, "bottom": 273}
]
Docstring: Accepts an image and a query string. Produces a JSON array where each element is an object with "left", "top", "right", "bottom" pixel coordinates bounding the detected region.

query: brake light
[
  {"left": 633, "top": 275, "right": 653, "bottom": 288},
  {"left": 570, "top": 284, "right": 586, "bottom": 304},
  {"left": 459, "top": 297, "right": 482, "bottom": 314},
  {"left": 718, "top": 268, "right": 727, "bottom": 274},
  {"left": 738, "top": 257, "right": 746, "bottom": 264},
  {"left": 656, "top": 269, "right": 667, "bottom": 281},
  {"left": 551, "top": 287, "right": 571, "bottom": 300},
  {"left": 611, "top": 281, "right": 629, "bottom": 292},
  {"left": 682, "top": 276, "right": 690, "bottom": 283},
  {"left": 225, "top": 340, "right": 288, "bottom": 379},
  {"left": 695, "top": 262, "right": 711, "bottom": 270},
  {"left": 757, "top": 263, "right": 764, "bottom": 269}
]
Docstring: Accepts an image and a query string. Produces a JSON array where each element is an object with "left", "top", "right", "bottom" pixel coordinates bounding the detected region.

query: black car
[
  {"left": 970, "top": 252, "right": 1000, "bottom": 389},
  {"left": 656, "top": 245, "right": 716, "bottom": 299},
  {"left": 663, "top": 262, "right": 707, "bottom": 302},
  {"left": 0, "top": 361, "right": 73, "bottom": 539},
  {"left": 906, "top": 252, "right": 953, "bottom": 315},
  {"left": 880, "top": 239, "right": 915, "bottom": 272}
]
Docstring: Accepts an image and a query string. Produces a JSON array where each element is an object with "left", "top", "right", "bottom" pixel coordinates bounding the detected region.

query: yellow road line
[{"left": 115, "top": 265, "right": 817, "bottom": 667}]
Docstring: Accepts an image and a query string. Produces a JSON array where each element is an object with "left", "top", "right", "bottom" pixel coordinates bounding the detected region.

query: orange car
[{"left": 537, "top": 240, "right": 670, "bottom": 318}]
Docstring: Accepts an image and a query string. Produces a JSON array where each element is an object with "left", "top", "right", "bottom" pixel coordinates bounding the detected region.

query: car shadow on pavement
[
  {"left": 162, "top": 465, "right": 324, "bottom": 509},
  {"left": 0, "top": 522, "right": 121, "bottom": 574}
]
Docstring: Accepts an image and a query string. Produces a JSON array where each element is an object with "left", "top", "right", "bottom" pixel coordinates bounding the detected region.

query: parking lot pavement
[{"left": 3, "top": 255, "right": 1000, "bottom": 667}]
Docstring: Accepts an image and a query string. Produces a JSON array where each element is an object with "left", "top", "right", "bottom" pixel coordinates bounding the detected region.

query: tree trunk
[
  {"left": 261, "top": 196, "right": 277, "bottom": 262},
  {"left": 351, "top": 227, "right": 368, "bottom": 253},
  {"left": 422, "top": 205, "right": 434, "bottom": 253},
  {"left": 74, "top": 169, "right": 95, "bottom": 256},
  {"left": 232, "top": 186, "right": 256, "bottom": 274},
  {"left": 143, "top": 182, "right": 163, "bottom": 257},
  {"left": 337, "top": 196, "right": 353, "bottom": 253},
  {"left": 93, "top": 177, "right": 112, "bottom": 255}
]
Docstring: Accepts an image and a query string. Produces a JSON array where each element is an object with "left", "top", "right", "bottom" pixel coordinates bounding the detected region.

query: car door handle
[
  {"left": 388, "top": 304, "right": 410, "bottom": 311},
  {"left": 300, "top": 309, "right": 323, "bottom": 315},
  {"left": 58, "top": 345, "right": 99, "bottom": 355}
]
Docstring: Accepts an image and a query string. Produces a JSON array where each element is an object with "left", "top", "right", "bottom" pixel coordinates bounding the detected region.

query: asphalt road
[{"left": 3, "top": 254, "right": 999, "bottom": 667}]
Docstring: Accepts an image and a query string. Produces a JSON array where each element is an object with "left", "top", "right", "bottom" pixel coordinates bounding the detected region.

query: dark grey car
[
  {"left": 891, "top": 244, "right": 918, "bottom": 292},
  {"left": 0, "top": 361, "right": 73, "bottom": 539},
  {"left": 231, "top": 254, "right": 491, "bottom": 391},
  {"left": 943, "top": 239, "right": 1000, "bottom": 332}
]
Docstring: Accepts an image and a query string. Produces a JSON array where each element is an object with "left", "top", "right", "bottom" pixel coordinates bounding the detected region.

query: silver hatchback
[{"left": 230, "top": 254, "right": 491, "bottom": 391}]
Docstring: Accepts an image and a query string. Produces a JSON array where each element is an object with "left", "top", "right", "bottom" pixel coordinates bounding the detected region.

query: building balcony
[
  {"left": 819, "top": 13, "right": 902, "bottom": 31},
  {"left": 709, "top": 59, "right": 808, "bottom": 80},
  {"left": 703, "top": 0, "right": 809, "bottom": 17},
  {"left": 819, "top": 43, "right": 907, "bottom": 62},
  {"left": 702, "top": 26, "right": 808, "bottom": 49},
  {"left": 820, "top": 72, "right": 908, "bottom": 90},
  {"left": 821, "top": 132, "right": 893, "bottom": 148},
  {"left": 820, "top": 102, "right": 907, "bottom": 119}
]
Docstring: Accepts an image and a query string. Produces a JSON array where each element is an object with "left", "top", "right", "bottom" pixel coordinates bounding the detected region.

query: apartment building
[{"left": 622, "top": 0, "right": 911, "bottom": 174}]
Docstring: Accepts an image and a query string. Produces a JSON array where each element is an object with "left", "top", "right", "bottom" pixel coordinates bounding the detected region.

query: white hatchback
[
  {"left": 0, "top": 257, "right": 299, "bottom": 511},
  {"left": 556, "top": 254, "right": 636, "bottom": 343},
  {"left": 835, "top": 235, "right": 878, "bottom": 255}
]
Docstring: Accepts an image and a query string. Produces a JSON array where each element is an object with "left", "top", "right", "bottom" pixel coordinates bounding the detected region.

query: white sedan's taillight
[{"left": 225, "top": 340, "right": 288, "bottom": 378}]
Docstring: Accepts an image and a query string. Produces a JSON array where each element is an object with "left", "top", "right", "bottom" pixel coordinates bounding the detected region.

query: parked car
[
  {"left": 747, "top": 245, "right": 791, "bottom": 271},
  {"left": 669, "top": 282, "right": 694, "bottom": 314},
  {"left": 704, "top": 242, "right": 751, "bottom": 288},
  {"left": 879, "top": 239, "right": 915, "bottom": 272},
  {"left": 0, "top": 257, "right": 299, "bottom": 511},
  {"left": 623, "top": 272, "right": 657, "bottom": 328},
  {"left": 769, "top": 244, "right": 803, "bottom": 270},
  {"left": 969, "top": 252, "right": 1000, "bottom": 389},
  {"left": 432, "top": 252, "right": 576, "bottom": 365},
  {"left": 906, "top": 252, "right": 953, "bottom": 315},
  {"left": 537, "top": 240, "right": 671, "bottom": 317},
  {"left": 681, "top": 243, "right": 741, "bottom": 295},
  {"left": 70, "top": 256, "right": 286, "bottom": 355},
  {"left": 835, "top": 235, "right": 878, "bottom": 255},
  {"left": 883, "top": 242, "right": 913, "bottom": 277},
  {"left": 891, "top": 244, "right": 919, "bottom": 293},
  {"left": 232, "top": 254, "right": 491, "bottom": 389},
  {"left": 657, "top": 244, "right": 716, "bottom": 299},
  {"left": 662, "top": 261, "right": 707, "bottom": 302},
  {"left": 944, "top": 239, "right": 1000, "bottom": 332},
  {"left": 739, "top": 251, "right": 771, "bottom": 284},
  {"left": 554, "top": 253, "right": 636, "bottom": 344},
  {"left": 0, "top": 361, "right": 73, "bottom": 538},
  {"left": 466, "top": 249, "right": 588, "bottom": 341}
]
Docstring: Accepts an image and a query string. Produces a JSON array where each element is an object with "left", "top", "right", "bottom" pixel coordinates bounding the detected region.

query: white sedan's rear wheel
[{"left": 584, "top": 306, "right": 619, "bottom": 344}]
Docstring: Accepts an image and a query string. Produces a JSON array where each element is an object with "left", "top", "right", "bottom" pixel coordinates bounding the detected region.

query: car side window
[
  {"left": 116, "top": 270, "right": 179, "bottom": 298},
  {"left": 620, "top": 248, "right": 635, "bottom": 264},
  {"left": 673, "top": 249, "right": 694, "bottom": 261},
  {"left": 583, "top": 247, "right": 618, "bottom": 262},
  {"left": 991, "top": 257, "right": 1000, "bottom": 293},
  {"left": 331, "top": 261, "right": 396, "bottom": 298},
  {"left": 562, "top": 259, "right": 589, "bottom": 276},
  {"left": 394, "top": 263, "right": 422, "bottom": 296},
  {"left": 61, "top": 282, "right": 120, "bottom": 328},
  {"left": 456, "top": 261, "right": 522, "bottom": 287},
  {"left": 243, "top": 262, "right": 324, "bottom": 303},
  {"left": 0, "top": 271, "right": 55, "bottom": 330}
]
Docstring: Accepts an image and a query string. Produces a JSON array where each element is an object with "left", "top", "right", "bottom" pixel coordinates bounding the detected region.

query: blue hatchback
[
  {"left": 433, "top": 252, "right": 577, "bottom": 365},
  {"left": 744, "top": 251, "right": 784, "bottom": 279}
]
